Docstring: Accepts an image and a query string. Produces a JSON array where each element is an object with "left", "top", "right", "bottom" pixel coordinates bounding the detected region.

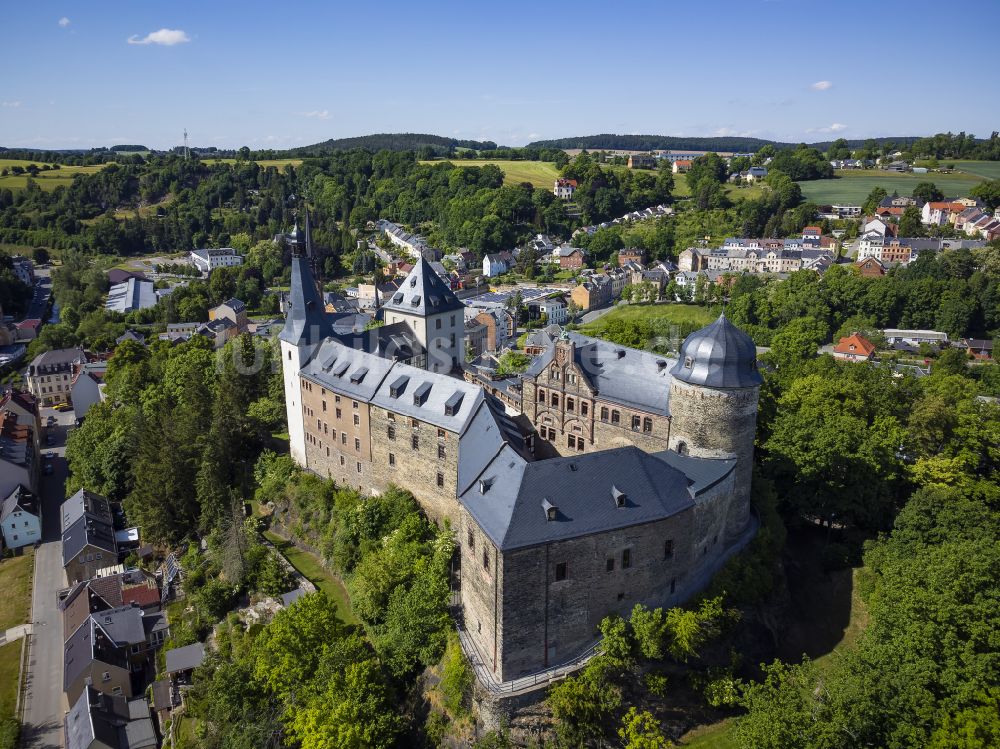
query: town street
[{"left": 20, "top": 406, "right": 73, "bottom": 749}]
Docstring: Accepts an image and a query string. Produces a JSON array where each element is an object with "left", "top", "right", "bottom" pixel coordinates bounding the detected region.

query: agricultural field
[
  {"left": 0, "top": 159, "right": 108, "bottom": 192},
  {"left": 951, "top": 160, "right": 1000, "bottom": 180},
  {"left": 797, "top": 169, "right": 985, "bottom": 204},
  {"left": 420, "top": 158, "right": 560, "bottom": 188}
]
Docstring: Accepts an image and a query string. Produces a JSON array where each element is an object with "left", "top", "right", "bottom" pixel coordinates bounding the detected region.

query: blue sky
[{"left": 2, "top": 0, "right": 998, "bottom": 151}]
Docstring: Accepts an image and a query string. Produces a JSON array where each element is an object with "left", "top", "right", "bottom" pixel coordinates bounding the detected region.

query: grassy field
[
  {"left": 580, "top": 303, "right": 718, "bottom": 338},
  {"left": 263, "top": 530, "right": 359, "bottom": 625},
  {"left": 682, "top": 718, "right": 739, "bottom": 748},
  {"left": 420, "top": 159, "right": 560, "bottom": 188},
  {"left": 0, "top": 551, "right": 34, "bottom": 632},
  {"left": 0, "top": 640, "right": 21, "bottom": 723},
  {"left": 0, "top": 159, "right": 108, "bottom": 192},
  {"left": 798, "top": 170, "right": 984, "bottom": 204},
  {"left": 951, "top": 160, "right": 1000, "bottom": 180}
]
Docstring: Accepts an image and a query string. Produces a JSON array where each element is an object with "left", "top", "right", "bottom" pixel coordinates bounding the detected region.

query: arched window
[{"left": 677, "top": 441, "right": 688, "bottom": 455}]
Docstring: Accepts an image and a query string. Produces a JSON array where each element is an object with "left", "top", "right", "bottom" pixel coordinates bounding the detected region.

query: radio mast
[{"left": 183, "top": 129, "right": 189, "bottom": 161}]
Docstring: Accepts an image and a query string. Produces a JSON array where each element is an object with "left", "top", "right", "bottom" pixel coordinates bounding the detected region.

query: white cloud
[
  {"left": 58, "top": 17, "right": 70, "bottom": 27},
  {"left": 806, "top": 123, "right": 848, "bottom": 134},
  {"left": 1, "top": 101, "right": 22, "bottom": 108},
  {"left": 811, "top": 80, "right": 833, "bottom": 91},
  {"left": 298, "top": 110, "right": 330, "bottom": 120},
  {"left": 128, "top": 28, "right": 191, "bottom": 46}
]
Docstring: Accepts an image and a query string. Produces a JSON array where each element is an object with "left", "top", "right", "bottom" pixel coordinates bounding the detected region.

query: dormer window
[
  {"left": 479, "top": 477, "right": 494, "bottom": 494},
  {"left": 542, "top": 498, "right": 557, "bottom": 521},
  {"left": 612, "top": 486, "right": 626, "bottom": 508},
  {"left": 410, "top": 276, "right": 417, "bottom": 287},
  {"left": 684, "top": 357, "right": 693, "bottom": 368}
]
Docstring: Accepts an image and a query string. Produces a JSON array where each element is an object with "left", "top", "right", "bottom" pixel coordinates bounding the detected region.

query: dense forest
[
  {"left": 526, "top": 133, "right": 925, "bottom": 153},
  {"left": 293, "top": 133, "right": 498, "bottom": 155}
]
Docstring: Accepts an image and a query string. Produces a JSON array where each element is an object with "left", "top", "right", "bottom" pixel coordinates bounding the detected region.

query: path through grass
[{"left": 262, "top": 530, "right": 359, "bottom": 625}]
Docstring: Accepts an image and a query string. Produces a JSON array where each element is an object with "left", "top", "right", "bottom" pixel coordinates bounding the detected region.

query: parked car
[{"left": 54, "top": 402, "right": 73, "bottom": 412}]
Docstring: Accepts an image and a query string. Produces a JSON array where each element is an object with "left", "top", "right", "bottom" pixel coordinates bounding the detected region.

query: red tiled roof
[
  {"left": 122, "top": 584, "right": 161, "bottom": 608},
  {"left": 834, "top": 333, "right": 876, "bottom": 357}
]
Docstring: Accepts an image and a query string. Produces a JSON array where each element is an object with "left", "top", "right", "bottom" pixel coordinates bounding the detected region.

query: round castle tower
[{"left": 668, "top": 314, "right": 762, "bottom": 540}]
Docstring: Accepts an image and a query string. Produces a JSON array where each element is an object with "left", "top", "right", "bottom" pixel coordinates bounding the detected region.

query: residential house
[
  {"left": 855, "top": 257, "right": 886, "bottom": 277},
  {"left": 1, "top": 484, "right": 41, "bottom": 550},
  {"left": 164, "top": 642, "right": 205, "bottom": 691},
  {"left": 570, "top": 274, "right": 617, "bottom": 311},
  {"left": 617, "top": 248, "right": 646, "bottom": 266},
  {"left": 10, "top": 256, "right": 34, "bottom": 286},
  {"left": 115, "top": 331, "right": 145, "bottom": 346},
  {"left": 831, "top": 204, "right": 862, "bottom": 219},
  {"left": 483, "top": 253, "right": 513, "bottom": 278},
  {"left": 627, "top": 154, "right": 656, "bottom": 169},
  {"left": 0, "top": 411, "right": 36, "bottom": 497},
  {"left": 527, "top": 234, "right": 556, "bottom": 257},
  {"left": 961, "top": 338, "right": 994, "bottom": 361},
  {"left": 72, "top": 361, "right": 108, "bottom": 422},
  {"left": 60, "top": 567, "right": 163, "bottom": 642},
  {"left": 62, "top": 488, "right": 118, "bottom": 584},
  {"left": 189, "top": 248, "right": 243, "bottom": 274},
  {"left": 64, "top": 686, "right": 158, "bottom": 749},
  {"left": 209, "top": 298, "right": 249, "bottom": 333},
  {"left": 64, "top": 605, "right": 168, "bottom": 704},
  {"left": 672, "top": 159, "right": 692, "bottom": 174},
  {"left": 0, "top": 389, "right": 41, "bottom": 454},
  {"left": 921, "top": 200, "right": 967, "bottom": 226},
  {"left": 464, "top": 318, "right": 489, "bottom": 359},
  {"left": 833, "top": 333, "right": 876, "bottom": 362},
  {"left": 553, "top": 179, "right": 577, "bottom": 199},
  {"left": 556, "top": 245, "right": 587, "bottom": 270},
  {"left": 26, "top": 347, "right": 87, "bottom": 406},
  {"left": 537, "top": 297, "right": 568, "bottom": 325},
  {"left": 14, "top": 319, "right": 41, "bottom": 342}
]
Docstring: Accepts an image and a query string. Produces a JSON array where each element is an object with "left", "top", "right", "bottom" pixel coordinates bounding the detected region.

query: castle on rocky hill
[{"left": 280, "top": 223, "right": 761, "bottom": 684}]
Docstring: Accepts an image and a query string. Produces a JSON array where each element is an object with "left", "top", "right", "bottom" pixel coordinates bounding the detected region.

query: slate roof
[
  {"left": 280, "top": 254, "right": 330, "bottom": 347},
  {"left": 380, "top": 258, "right": 464, "bottom": 317},
  {"left": 370, "top": 366, "right": 484, "bottom": 433},
  {"left": 459, "top": 446, "right": 696, "bottom": 551},
  {"left": 670, "top": 314, "right": 762, "bottom": 389},
  {"left": 456, "top": 395, "right": 531, "bottom": 496},
  {"left": 1, "top": 484, "right": 37, "bottom": 522},
  {"left": 300, "top": 338, "right": 398, "bottom": 401},
  {"left": 65, "top": 687, "right": 157, "bottom": 749},
  {"left": 62, "top": 514, "right": 117, "bottom": 566},
  {"left": 64, "top": 612, "right": 135, "bottom": 692},
  {"left": 525, "top": 332, "right": 675, "bottom": 415},
  {"left": 329, "top": 322, "right": 424, "bottom": 362},
  {"left": 62, "top": 488, "right": 113, "bottom": 533},
  {"left": 165, "top": 642, "right": 205, "bottom": 674},
  {"left": 654, "top": 451, "right": 736, "bottom": 496}
]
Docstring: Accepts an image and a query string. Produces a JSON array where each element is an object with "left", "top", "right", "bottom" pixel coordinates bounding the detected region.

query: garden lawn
[
  {"left": 420, "top": 159, "right": 560, "bottom": 188},
  {"left": 0, "top": 640, "right": 21, "bottom": 721},
  {"left": 262, "top": 530, "right": 359, "bottom": 625},
  {"left": 580, "top": 303, "right": 718, "bottom": 337},
  {"left": 0, "top": 552, "right": 34, "bottom": 632},
  {"left": 797, "top": 170, "right": 985, "bottom": 204}
]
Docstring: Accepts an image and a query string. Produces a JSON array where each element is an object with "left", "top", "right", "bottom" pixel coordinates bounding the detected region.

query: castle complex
[{"left": 280, "top": 225, "right": 762, "bottom": 683}]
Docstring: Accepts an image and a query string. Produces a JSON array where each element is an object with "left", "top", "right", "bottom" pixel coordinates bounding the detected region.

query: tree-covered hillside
[
  {"left": 527, "top": 133, "right": 923, "bottom": 153},
  {"left": 294, "top": 132, "right": 497, "bottom": 155}
]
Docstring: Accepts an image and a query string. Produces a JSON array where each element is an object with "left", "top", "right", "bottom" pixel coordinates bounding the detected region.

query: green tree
[
  {"left": 862, "top": 186, "right": 888, "bottom": 215},
  {"left": 912, "top": 181, "right": 944, "bottom": 203},
  {"left": 618, "top": 707, "right": 672, "bottom": 749}
]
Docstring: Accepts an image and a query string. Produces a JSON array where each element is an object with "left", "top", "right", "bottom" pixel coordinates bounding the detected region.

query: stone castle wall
[{"left": 668, "top": 379, "right": 759, "bottom": 539}]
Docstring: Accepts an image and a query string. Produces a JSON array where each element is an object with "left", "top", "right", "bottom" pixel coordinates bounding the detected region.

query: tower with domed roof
[{"left": 669, "top": 313, "right": 762, "bottom": 539}]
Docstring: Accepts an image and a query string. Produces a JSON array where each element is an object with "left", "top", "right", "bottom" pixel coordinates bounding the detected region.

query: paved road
[
  {"left": 578, "top": 301, "right": 619, "bottom": 324},
  {"left": 20, "top": 406, "right": 73, "bottom": 749}
]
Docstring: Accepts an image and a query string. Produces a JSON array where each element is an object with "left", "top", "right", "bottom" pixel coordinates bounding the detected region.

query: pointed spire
[
  {"left": 304, "top": 209, "right": 313, "bottom": 259},
  {"left": 289, "top": 220, "right": 302, "bottom": 258}
]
